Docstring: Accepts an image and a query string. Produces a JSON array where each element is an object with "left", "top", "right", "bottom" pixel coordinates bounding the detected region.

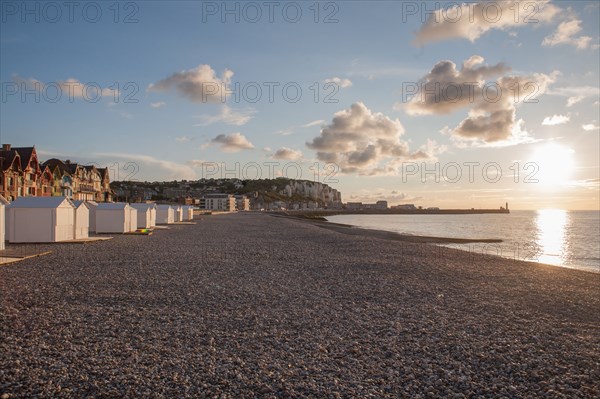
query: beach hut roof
[
  {"left": 157, "top": 204, "right": 173, "bottom": 209},
  {"left": 72, "top": 200, "right": 90, "bottom": 209},
  {"left": 130, "top": 203, "right": 156, "bottom": 210},
  {"left": 97, "top": 203, "right": 131, "bottom": 210},
  {"left": 8, "top": 196, "right": 74, "bottom": 209}
]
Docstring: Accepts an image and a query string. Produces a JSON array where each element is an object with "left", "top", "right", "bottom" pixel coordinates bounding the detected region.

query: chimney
[
  {"left": 65, "top": 160, "right": 71, "bottom": 164},
  {"left": 2, "top": 144, "right": 11, "bottom": 151}
]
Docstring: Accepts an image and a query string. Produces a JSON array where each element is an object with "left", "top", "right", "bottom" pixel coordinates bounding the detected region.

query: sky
[{"left": 1, "top": 0, "right": 599, "bottom": 210}]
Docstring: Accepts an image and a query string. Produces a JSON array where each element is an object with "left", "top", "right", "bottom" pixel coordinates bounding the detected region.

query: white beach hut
[
  {"left": 130, "top": 203, "right": 156, "bottom": 229},
  {"left": 182, "top": 205, "right": 194, "bottom": 221},
  {"left": 86, "top": 201, "right": 99, "bottom": 233},
  {"left": 71, "top": 200, "right": 90, "bottom": 239},
  {"left": 6, "top": 196, "right": 75, "bottom": 243},
  {"left": 128, "top": 206, "right": 138, "bottom": 232},
  {"left": 148, "top": 203, "right": 157, "bottom": 228},
  {"left": 95, "top": 203, "right": 137, "bottom": 233},
  {"left": 0, "top": 194, "right": 8, "bottom": 250},
  {"left": 174, "top": 205, "right": 183, "bottom": 222},
  {"left": 156, "top": 205, "right": 174, "bottom": 224}
]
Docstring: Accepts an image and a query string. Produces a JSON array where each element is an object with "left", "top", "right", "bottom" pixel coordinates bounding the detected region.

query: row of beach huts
[{"left": 0, "top": 195, "right": 195, "bottom": 248}]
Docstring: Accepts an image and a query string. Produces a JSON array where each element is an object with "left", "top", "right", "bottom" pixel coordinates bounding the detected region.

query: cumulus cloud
[
  {"left": 402, "top": 55, "right": 556, "bottom": 145},
  {"left": 324, "top": 77, "right": 353, "bottom": 88},
  {"left": 204, "top": 132, "right": 255, "bottom": 153},
  {"left": 403, "top": 55, "right": 510, "bottom": 116},
  {"left": 195, "top": 105, "right": 256, "bottom": 126},
  {"left": 151, "top": 102, "right": 166, "bottom": 108},
  {"left": 542, "top": 114, "right": 570, "bottom": 126},
  {"left": 148, "top": 64, "right": 233, "bottom": 103},
  {"left": 543, "top": 19, "right": 595, "bottom": 49},
  {"left": 414, "top": 0, "right": 559, "bottom": 45},
  {"left": 175, "top": 136, "right": 193, "bottom": 143},
  {"left": 306, "top": 102, "right": 442, "bottom": 175},
  {"left": 582, "top": 123, "right": 600, "bottom": 131},
  {"left": 272, "top": 147, "right": 303, "bottom": 160}
]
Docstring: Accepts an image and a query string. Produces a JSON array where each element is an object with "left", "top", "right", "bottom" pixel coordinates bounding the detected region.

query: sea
[{"left": 326, "top": 210, "right": 600, "bottom": 273}]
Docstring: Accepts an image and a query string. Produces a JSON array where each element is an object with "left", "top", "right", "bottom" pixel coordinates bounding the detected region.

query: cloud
[
  {"left": 546, "top": 86, "right": 599, "bottom": 106},
  {"left": 148, "top": 64, "right": 233, "bottom": 103},
  {"left": 548, "top": 85, "right": 599, "bottom": 98},
  {"left": 273, "top": 119, "right": 326, "bottom": 137},
  {"left": 194, "top": 105, "right": 256, "bottom": 126},
  {"left": 302, "top": 119, "right": 325, "bottom": 128},
  {"left": 306, "top": 102, "right": 441, "bottom": 175},
  {"left": 204, "top": 132, "right": 255, "bottom": 153},
  {"left": 188, "top": 160, "right": 208, "bottom": 168},
  {"left": 403, "top": 55, "right": 510, "bottom": 116},
  {"left": 414, "top": 0, "right": 559, "bottom": 45},
  {"left": 13, "top": 75, "right": 119, "bottom": 100},
  {"left": 274, "top": 129, "right": 294, "bottom": 136},
  {"left": 582, "top": 123, "right": 600, "bottom": 131},
  {"left": 151, "top": 101, "right": 166, "bottom": 108},
  {"left": 93, "top": 152, "right": 196, "bottom": 180},
  {"left": 272, "top": 147, "right": 303, "bottom": 160},
  {"left": 566, "top": 96, "right": 584, "bottom": 107},
  {"left": 542, "top": 114, "right": 570, "bottom": 126},
  {"left": 175, "top": 136, "right": 193, "bottom": 143},
  {"left": 543, "top": 19, "right": 595, "bottom": 49},
  {"left": 324, "top": 77, "right": 353, "bottom": 88},
  {"left": 402, "top": 55, "right": 556, "bottom": 145}
]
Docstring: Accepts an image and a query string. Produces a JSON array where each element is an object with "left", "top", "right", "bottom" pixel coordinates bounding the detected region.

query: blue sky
[{"left": 1, "top": 1, "right": 599, "bottom": 209}]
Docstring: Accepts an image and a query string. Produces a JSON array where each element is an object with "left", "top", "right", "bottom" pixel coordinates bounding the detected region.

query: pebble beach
[{"left": 1, "top": 213, "right": 599, "bottom": 398}]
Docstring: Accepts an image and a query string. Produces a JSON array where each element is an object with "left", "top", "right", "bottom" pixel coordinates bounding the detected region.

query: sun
[{"left": 529, "top": 143, "right": 575, "bottom": 187}]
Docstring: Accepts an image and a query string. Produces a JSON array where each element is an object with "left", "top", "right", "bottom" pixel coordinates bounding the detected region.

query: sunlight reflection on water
[{"left": 535, "top": 209, "right": 570, "bottom": 266}]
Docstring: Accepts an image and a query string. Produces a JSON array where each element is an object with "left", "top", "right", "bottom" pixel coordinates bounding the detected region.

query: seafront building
[
  {"left": 199, "top": 193, "right": 237, "bottom": 212},
  {"left": 0, "top": 144, "right": 113, "bottom": 202},
  {"left": 234, "top": 195, "right": 250, "bottom": 211},
  {"left": 0, "top": 195, "right": 6, "bottom": 250}
]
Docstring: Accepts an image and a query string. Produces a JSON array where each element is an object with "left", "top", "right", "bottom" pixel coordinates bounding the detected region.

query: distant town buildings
[
  {"left": 391, "top": 204, "right": 417, "bottom": 210},
  {"left": 346, "top": 200, "right": 388, "bottom": 210},
  {"left": 0, "top": 144, "right": 113, "bottom": 202}
]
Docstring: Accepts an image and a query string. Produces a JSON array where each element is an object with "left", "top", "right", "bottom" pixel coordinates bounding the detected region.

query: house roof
[
  {"left": 8, "top": 196, "right": 74, "bottom": 209},
  {"left": 99, "top": 168, "right": 110, "bottom": 180},
  {"left": 11, "top": 147, "right": 36, "bottom": 170},
  {"left": 83, "top": 165, "right": 98, "bottom": 173},
  {"left": 65, "top": 163, "right": 81, "bottom": 175},
  {"left": 42, "top": 158, "right": 71, "bottom": 175},
  {"left": 0, "top": 150, "right": 21, "bottom": 172}
]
